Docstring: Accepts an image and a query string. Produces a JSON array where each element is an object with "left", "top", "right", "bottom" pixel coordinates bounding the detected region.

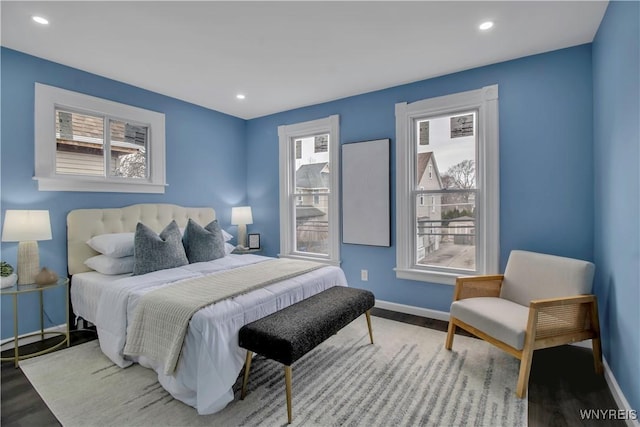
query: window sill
[
  {"left": 34, "top": 176, "right": 167, "bottom": 194},
  {"left": 394, "top": 267, "right": 460, "bottom": 286}
]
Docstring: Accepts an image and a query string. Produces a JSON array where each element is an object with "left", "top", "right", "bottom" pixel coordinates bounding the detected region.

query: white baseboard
[
  {"left": 375, "top": 299, "right": 449, "bottom": 322},
  {"left": 603, "top": 357, "right": 640, "bottom": 427},
  {"left": 570, "top": 343, "right": 637, "bottom": 425},
  {"left": 375, "top": 300, "right": 637, "bottom": 425},
  {"left": 0, "top": 324, "right": 67, "bottom": 347}
]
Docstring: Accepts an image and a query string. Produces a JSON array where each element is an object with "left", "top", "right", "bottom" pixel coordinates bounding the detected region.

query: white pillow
[
  {"left": 86, "top": 232, "right": 135, "bottom": 257},
  {"left": 225, "top": 242, "right": 235, "bottom": 255},
  {"left": 85, "top": 255, "right": 134, "bottom": 275}
]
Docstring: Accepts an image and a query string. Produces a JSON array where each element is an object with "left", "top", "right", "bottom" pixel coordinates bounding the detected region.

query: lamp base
[
  {"left": 238, "top": 224, "right": 248, "bottom": 249},
  {"left": 17, "top": 241, "right": 39, "bottom": 285}
]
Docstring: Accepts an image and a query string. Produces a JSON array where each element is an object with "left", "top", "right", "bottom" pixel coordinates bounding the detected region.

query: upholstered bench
[{"left": 238, "top": 286, "right": 375, "bottom": 424}]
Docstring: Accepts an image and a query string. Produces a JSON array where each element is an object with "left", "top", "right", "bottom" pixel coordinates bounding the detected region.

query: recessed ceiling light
[
  {"left": 479, "top": 21, "right": 494, "bottom": 31},
  {"left": 236, "top": 94, "right": 246, "bottom": 100},
  {"left": 32, "top": 16, "right": 49, "bottom": 25}
]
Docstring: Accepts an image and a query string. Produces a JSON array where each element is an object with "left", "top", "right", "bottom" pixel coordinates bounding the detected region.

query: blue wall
[
  {"left": 593, "top": 1, "right": 640, "bottom": 412},
  {"left": 247, "top": 44, "right": 595, "bottom": 313},
  {"left": 3, "top": 18, "right": 637, "bottom": 412},
  {"left": 1, "top": 48, "right": 247, "bottom": 339}
]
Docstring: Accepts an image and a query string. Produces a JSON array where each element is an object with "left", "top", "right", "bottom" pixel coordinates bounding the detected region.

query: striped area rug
[{"left": 20, "top": 316, "right": 526, "bottom": 426}]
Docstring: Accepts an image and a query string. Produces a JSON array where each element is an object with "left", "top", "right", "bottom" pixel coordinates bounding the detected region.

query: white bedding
[{"left": 70, "top": 254, "right": 348, "bottom": 414}]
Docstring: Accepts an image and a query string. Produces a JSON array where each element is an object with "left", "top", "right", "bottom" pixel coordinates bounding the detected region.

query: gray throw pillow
[
  {"left": 133, "top": 220, "right": 189, "bottom": 275},
  {"left": 182, "top": 218, "right": 226, "bottom": 263}
]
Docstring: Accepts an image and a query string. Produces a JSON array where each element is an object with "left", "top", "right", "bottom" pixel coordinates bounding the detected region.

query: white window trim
[
  {"left": 395, "top": 85, "right": 499, "bottom": 285},
  {"left": 278, "top": 115, "right": 340, "bottom": 266},
  {"left": 34, "top": 83, "right": 166, "bottom": 193}
]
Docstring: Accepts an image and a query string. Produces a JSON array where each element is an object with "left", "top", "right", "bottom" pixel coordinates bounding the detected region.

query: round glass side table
[{"left": 0, "top": 277, "right": 70, "bottom": 367}]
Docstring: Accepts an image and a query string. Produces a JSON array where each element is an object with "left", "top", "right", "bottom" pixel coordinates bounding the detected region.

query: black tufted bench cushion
[{"left": 238, "top": 286, "right": 375, "bottom": 424}]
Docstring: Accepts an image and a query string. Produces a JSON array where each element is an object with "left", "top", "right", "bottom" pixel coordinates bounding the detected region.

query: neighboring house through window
[
  {"left": 34, "top": 83, "right": 166, "bottom": 193},
  {"left": 278, "top": 115, "right": 340, "bottom": 265},
  {"left": 395, "top": 85, "right": 499, "bottom": 285},
  {"left": 295, "top": 140, "right": 302, "bottom": 159}
]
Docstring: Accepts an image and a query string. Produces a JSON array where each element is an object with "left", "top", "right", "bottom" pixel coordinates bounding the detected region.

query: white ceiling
[{"left": 1, "top": 1, "right": 608, "bottom": 119}]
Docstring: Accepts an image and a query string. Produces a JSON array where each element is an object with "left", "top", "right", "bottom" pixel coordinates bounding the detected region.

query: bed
[{"left": 67, "top": 203, "right": 348, "bottom": 415}]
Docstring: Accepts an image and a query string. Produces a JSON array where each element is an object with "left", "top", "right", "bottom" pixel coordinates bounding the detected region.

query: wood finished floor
[{"left": 1, "top": 309, "right": 624, "bottom": 427}]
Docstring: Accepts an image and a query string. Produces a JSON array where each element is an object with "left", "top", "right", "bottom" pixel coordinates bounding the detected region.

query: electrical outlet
[{"left": 361, "top": 269, "right": 368, "bottom": 281}]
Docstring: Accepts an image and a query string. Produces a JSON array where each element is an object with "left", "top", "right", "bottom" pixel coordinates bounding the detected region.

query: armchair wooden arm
[
  {"left": 453, "top": 274, "right": 504, "bottom": 301},
  {"left": 530, "top": 294, "right": 596, "bottom": 308},
  {"left": 514, "top": 293, "right": 604, "bottom": 396},
  {"left": 527, "top": 295, "right": 602, "bottom": 361}
]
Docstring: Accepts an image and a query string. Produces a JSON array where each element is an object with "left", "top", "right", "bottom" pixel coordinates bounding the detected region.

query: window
[
  {"left": 395, "top": 85, "right": 499, "bottom": 285},
  {"left": 295, "top": 140, "right": 302, "bottom": 159},
  {"left": 278, "top": 115, "right": 340, "bottom": 265},
  {"left": 314, "top": 135, "right": 328, "bottom": 153},
  {"left": 35, "top": 83, "right": 166, "bottom": 193}
]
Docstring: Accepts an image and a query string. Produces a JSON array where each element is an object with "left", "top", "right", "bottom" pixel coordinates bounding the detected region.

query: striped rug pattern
[{"left": 20, "top": 316, "right": 526, "bottom": 426}]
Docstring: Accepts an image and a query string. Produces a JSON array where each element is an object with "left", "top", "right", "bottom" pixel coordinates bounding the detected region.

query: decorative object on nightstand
[
  {"left": 248, "top": 233, "right": 261, "bottom": 250},
  {"left": 34, "top": 267, "right": 58, "bottom": 285},
  {"left": 231, "top": 206, "right": 253, "bottom": 249},
  {"left": 1, "top": 210, "right": 52, "bottom": 284},
  {"left": 0, "top": 261, "right": 17, "bottom": 289}
]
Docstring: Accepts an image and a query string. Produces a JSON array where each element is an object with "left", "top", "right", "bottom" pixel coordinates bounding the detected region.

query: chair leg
[
  {"left": 591, "top": 336, "right": 604, "bottom": 374},
  {"left": 241, "top": 351, "right": 253, "bottom": 400},
  {"left": 516, "top": 346, "right": 534, "bottom": 398},
  {"left": 589, "top": 301, "right": 604, "bottom": 374},
  {"left": 284, "top": 365, "right": 292, "bottom": 424},
  {"left": 445, "top": 318, "right": 456, "bottom": 350},
  {"left": 365, "top": 310, "right": 374, "bottom": 344}
]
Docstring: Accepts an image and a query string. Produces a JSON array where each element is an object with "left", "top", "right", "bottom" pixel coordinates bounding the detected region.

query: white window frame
[
  {"left": 395, "top": 85, "right": 499, "bottom": 285},
  {"left": 278, "top": 115, "right": 340, "bottom": 265},
  {"left": 34, "top": 83, "right": 166, "bottom": 193}
]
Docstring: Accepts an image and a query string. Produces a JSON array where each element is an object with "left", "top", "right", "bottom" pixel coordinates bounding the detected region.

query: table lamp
[
  {"left": 1, "top": 210, "right": 52, "bottom": 284},
  {"left": 231, "top": 206, "right": 253, "bottom": 249}
]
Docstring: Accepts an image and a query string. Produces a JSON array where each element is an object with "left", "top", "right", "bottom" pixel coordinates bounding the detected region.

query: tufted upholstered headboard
[{"left": 67, "top": 203, "right": 216, "bottom": 275}]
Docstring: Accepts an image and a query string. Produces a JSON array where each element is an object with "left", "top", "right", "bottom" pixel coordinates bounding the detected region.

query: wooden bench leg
[
  {"left": 365, "top": 310, "right": 374, "bottom": 344},
  {"left": 284, "top": 365, "right": 292, "bottom": 424},
  {"left": 241, "top": 351, "right": 253, "bottom": 400}
]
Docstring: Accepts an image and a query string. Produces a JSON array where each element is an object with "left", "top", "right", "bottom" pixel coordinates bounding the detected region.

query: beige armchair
[{"left": 445, "top": 250, "right": 603, "bottom": 398}]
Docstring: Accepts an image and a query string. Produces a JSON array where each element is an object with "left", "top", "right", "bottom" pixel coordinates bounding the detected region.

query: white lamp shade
[
  {"left": 2, "top": 210, "right": 52, "bottom": 242},
  {"left": 231, "top": 206, "right": 253, "bottom": 225}
]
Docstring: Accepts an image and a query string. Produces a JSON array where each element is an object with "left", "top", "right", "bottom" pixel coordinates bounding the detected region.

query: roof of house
[
  {"left": 417, "top": 151, "right": 443, "bottom": 187},
  {"left": 296, "top": 162, "right": 329, "bottom": 189}
]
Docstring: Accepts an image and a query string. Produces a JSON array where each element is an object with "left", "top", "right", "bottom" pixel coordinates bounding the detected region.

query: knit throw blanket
[{"left": 123, "top": 258, "right": 324, "bottom": 375}]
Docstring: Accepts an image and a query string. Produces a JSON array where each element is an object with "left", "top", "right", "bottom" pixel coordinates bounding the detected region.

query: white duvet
[{"left": 70, "top": 254, "right": 348, "bottom": 414}]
